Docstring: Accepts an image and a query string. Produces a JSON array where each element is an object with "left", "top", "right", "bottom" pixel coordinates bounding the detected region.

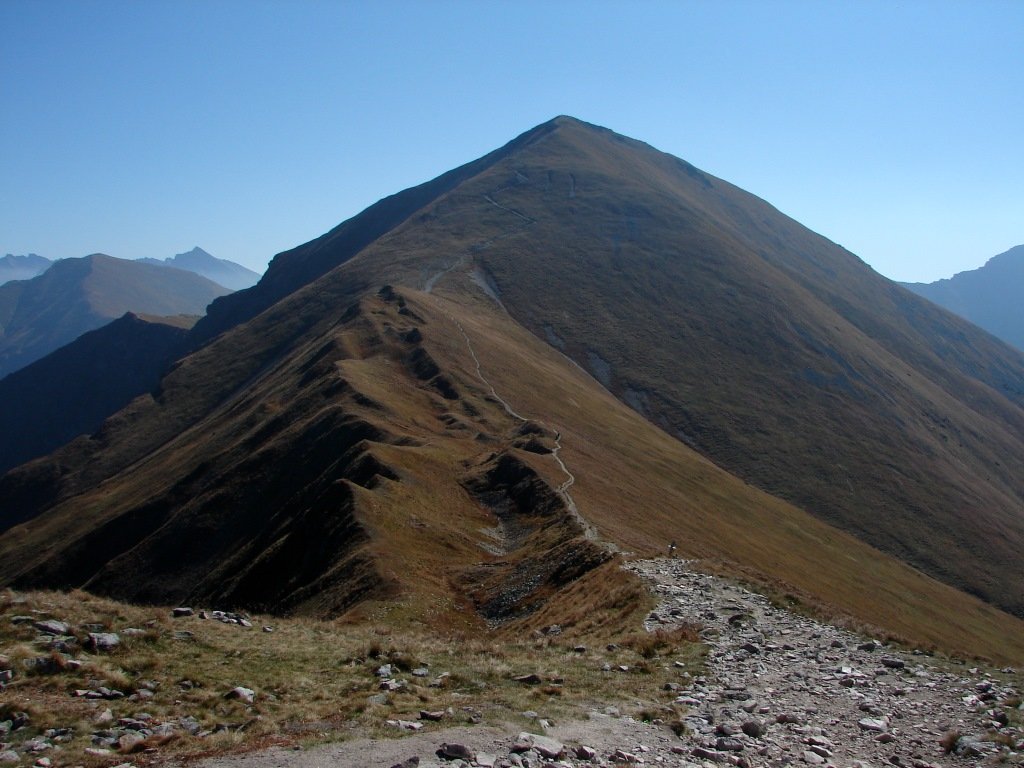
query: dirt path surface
[{"left": 176, "top": 560, "right": 1021, "bottom": 768}]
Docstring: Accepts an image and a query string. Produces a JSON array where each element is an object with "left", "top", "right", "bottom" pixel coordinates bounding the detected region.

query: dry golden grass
[
  {"left": 0, "top": 586, "right": 701, "bottom": 764},
  {"left": 415, "top": 288, "right": 1024, "bottom": 664}
]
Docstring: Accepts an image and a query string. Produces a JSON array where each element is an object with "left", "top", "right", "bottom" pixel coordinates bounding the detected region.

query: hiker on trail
[{"left": 668, "top": 540, "right": 677, "bottom": 558}]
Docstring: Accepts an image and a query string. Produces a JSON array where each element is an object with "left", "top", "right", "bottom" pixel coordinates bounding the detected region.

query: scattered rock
[
  {"left": 32, "top": 620, "right": 70, "bottom": 636},
  {"left": 513, "top": 673, "right": 542, "bottom": 685},
  {"left": 438, "top": 742, "right": 475, "bottom": 760},
  {"left": 171, "top": 607, "right": 193, "bottom": 618},
  {"left": 225, "top": 686, "right": 255, "bottom": 704},
  {"left": 86, "top": 632, "right": 121, "bottom": 652},
  {"left": 741, "top": 719, "right": 766, "bottom": 738}
]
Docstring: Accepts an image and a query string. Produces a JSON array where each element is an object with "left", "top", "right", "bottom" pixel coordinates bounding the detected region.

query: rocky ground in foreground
[
  {"left": 175, "top": 559, "right": 1024, "bottom": 768},
  {"left": 3, "top": 560, "right": 1022, "bottom": 767}
]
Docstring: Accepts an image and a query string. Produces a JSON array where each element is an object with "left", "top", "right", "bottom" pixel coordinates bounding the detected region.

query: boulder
[{"left": 86, "top": 633, "right": 121, "bottom": 652}]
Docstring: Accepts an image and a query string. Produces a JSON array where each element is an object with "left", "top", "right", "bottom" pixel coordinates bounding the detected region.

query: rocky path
[
  {"left": 621, "top": 558, "right": 1022, "bottom": 768},
  {"left": 181, "top": 560, "right": 1022, "bottom": 768}
]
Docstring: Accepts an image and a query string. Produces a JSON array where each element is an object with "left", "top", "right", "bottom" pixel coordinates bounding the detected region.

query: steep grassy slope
[
  {"left": 321, "top": 116, "right": 1024, "bottom": 616},
  {"left": 0, "top": 312, "right": 192, "bottom": 476},
  {"left": 0, "top": 253, "right": 230, "bottom": 378},
  {"left": 4, "top": 283, "right": 1023, "bottom": 662},
  {"left": 902, "top": 244, "right": 1024, "bottom": 351}
]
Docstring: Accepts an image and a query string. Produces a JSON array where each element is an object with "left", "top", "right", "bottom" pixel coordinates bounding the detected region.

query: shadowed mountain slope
[
  {"left": 1, "top": 117, "right": 1023, "bottom": 658},
  {"left": 901, "top": 244, "right": 1024, "bottom": 351},
  {"left": 0, "top": 312, "right": 192, "bottom": 475},
  {"left": 0, "top": 253, "right": 230, "bottom": 378}
]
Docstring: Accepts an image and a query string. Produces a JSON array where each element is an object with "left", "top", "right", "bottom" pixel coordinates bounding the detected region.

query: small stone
[
  {"left": 33, "top": 620, "right": 70, "bottom": 635},
  {"left": 475, "top": 752, "right": 497, "bottom": 767},
  {"left": 419, "top": 710, "right": 445, "bottom": 721},
  {"left": 438, "top": 742, "right": 475, "bottom": 760},
  {"left": 858, "top": 717, "right": 888, "bottom": 732},
  {"left": 35, "top": 758, "right": 51, "bottom": 767},
  {"left": 87, "top": 632, "right": 121, "bottom": 652},
  {"left": 392, "top": 720, "right": 422, "bottom": 731},
  {"left": 389, "top": 759, "right": 419, "bottom": 768},
  {"left": 412, "top": 667, "right": 430, "bottom": 677},
  {"left": 691, "top": 746, "right": 724, "bottom": 761},
  {"left": 881, "top": 657, "right": 906, "bottom": 670},
  {"left": 117, "top": 732, "right": 145, "bottom": 751},
  {"left": 575, "top": 745, "right": 597, "bottom": 760},
  {"left": 716, "top": 737, "right": 744, "bottom": 752},
  {"left": 171, "top": 607, "right": 193, "bottom": 618},
  {"left": 0, "top": 753, "right": 19, "bottom": 764},
  {"left": 376, "top": 664, "right": 393, "bottom": 678},
  {"left": 513, "top": 673, "right": 542, "bottom": 684},
  {"left": 225, "top": 686, "right": 255, "bottom": 704},
  {"left": 741, "top": 720, "right": 766, "bottom": 738},
  {"left": 801, "top": 750, "right": 825, "bottom": 765},
  {"left": 514, "top": 733, "right": 564, "bottom": 759}
]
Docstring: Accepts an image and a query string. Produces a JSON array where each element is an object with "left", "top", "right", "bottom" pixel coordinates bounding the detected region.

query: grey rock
[
  {"left": 86, "top": 632, "right": 121, "bottom": 652},
  {"left": 171, "top": 607, "right": 193, "bottom": 617},
  {"left": 715, "top": 737, "right": 744, "bottom": 751},
  {"left": 438, "top": 742, "right": 475, "bottom": 760},
  {"left": 225, "top": 686, "right": 255, "bottom": 704},
  {"left": 0, "top": 751, "right": 18, "bottom": 763},
  {"left": 857, "top": 717, "right": 888, "bottom": 732},
  {"left": 513, "top": 733, "right": 564, "bottom": 759},
  {"left": 32, "top": 620, "right": 70, "bottom": 635},
  {"left": 741, "top": 719, "right": 766, "bottom": 737}
]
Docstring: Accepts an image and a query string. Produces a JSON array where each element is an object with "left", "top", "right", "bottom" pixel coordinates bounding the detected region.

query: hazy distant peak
[
  {"left": 138, "top": 247, "right": 261, "bottom": 290},
  {"left": 0, "top": 253, "right": 53, "bottom": 286},
  {"left": 900, "top": 243, "right": 1024, "bottom": 350}
]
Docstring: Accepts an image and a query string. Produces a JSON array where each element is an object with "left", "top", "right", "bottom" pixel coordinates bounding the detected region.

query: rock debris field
[{"left": 185, "top": 559, "right": 1022, "bottom": 768}]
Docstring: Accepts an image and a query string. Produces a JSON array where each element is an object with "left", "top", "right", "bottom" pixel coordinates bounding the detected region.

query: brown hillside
[{"left": 1, "top": 117, "right": 1023, "bottom": 660}]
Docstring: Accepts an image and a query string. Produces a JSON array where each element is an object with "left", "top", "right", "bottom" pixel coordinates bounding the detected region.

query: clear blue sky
[{"left": 1, "top": 0, "right": 1021, "bottom": 282}]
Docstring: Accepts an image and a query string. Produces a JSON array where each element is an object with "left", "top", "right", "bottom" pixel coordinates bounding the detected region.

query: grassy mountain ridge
[{"left": 1, "top": 117, "right": 1023, "bottom": 660}]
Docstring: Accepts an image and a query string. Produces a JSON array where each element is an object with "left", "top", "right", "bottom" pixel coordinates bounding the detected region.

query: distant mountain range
[
  {"left": 137, "top": 246, "right": 261, "bottom": 290},
  {"left": 0, "top": 253, "right": 52, "bottom": 284},
  {"left": 1, "top": 117, "right": 1022, "bottom": 662},
  {"left": 901, "top": 244, "right": 1024, "bottom": 351},
  {"left": 0, "top": 253, "right": 230, "bottom": 379}
]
